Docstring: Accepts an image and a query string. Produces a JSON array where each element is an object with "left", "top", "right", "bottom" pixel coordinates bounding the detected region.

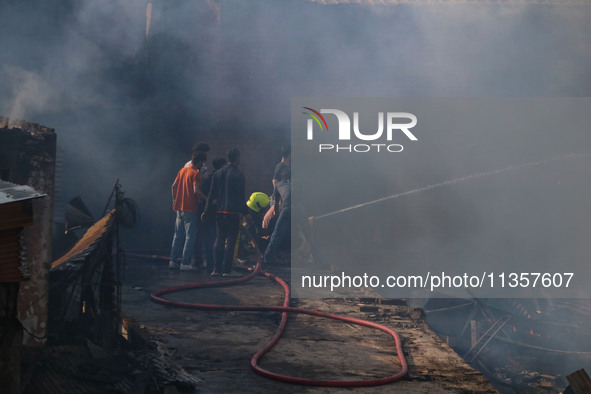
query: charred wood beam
[
  {"left": 463, "top": 315, "right": 512, "bottom": 362},
  {"left": 565, "top": 369, "right": 591, "bottom": 394},
  {"left": 465, "top": 290, "right": 513, "bottom": 341}
]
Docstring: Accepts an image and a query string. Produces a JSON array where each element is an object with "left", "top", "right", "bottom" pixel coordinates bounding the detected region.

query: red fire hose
[{"left": 144, "top": 229, "right": 408, "bottom": 387}]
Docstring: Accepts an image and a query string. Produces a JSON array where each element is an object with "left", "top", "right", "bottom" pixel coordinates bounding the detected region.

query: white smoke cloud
[{"left": 4, "top": 66, "right": 51, "bottom": 125}]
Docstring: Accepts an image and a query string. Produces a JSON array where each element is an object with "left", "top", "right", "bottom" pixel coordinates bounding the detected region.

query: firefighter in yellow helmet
[
  {"left": 246, "top": 192, "right": 272, "bottom": 250},
  {"left": 247, "top": 192, "right": 270, "bottom": 213}
]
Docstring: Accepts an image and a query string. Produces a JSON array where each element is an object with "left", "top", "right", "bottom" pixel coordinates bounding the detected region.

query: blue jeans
[{"left": 170, "top": 210, "right": 198, "bottom": 266}]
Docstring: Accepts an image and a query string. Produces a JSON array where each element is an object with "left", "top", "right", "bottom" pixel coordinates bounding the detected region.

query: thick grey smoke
[
  {"left": 1, "top": 0, "right": 590, "bottom": 385},
  {"left": 1, "top": 1, "right": 589, "bottom": 245},
  {"left": 0, "top": 0, "right": 591, "bottom": 255}
]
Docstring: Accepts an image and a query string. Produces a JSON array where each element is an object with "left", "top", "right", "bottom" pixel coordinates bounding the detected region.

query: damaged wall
[{"left": 0, "top": 116, "right": 56, "bottom": 345}]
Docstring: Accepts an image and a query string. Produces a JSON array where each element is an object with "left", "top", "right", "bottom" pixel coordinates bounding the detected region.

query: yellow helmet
[{"left": 247, "top": 192, "right": 270, "bottom": 212}]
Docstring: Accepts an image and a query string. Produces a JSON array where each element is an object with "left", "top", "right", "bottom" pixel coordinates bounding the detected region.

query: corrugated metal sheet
[
  {"left": 51, "top": 210, "right": 116, "bottom": 271},
  {"left": 0, "top": 180, "right": 43, "bottom": 282},
  {"left": 0, "top": 180, "right": 45, "bottom": 205}
]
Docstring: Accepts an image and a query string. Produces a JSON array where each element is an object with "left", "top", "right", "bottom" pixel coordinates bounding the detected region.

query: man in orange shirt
[{"left": 169, "top": 152, "right": 207, "bottom": 270}]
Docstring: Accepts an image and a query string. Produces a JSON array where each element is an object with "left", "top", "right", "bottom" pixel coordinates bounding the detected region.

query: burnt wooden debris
[
  {"left": 22, "top": 209, "right": 202, "bottom": 392},
  {"left": 425, "top": 296, "right": 591, "bottom": 391},
  {"left": 565, "top": 369, "right": 591, "bottom": 394},
  {"left": 49, "top": 210, "right": 119, "bottom": 348}
]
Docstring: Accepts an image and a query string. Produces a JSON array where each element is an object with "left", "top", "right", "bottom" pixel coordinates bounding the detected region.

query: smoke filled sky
[
  {"left": 1, "top": 0, "right": 590, "bottom": 252},
  {"left": 2, "top": 2, "right": 591, "bottom": 385}
]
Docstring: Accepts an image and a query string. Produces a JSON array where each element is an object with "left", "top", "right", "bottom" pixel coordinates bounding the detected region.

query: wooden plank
[
  {"left": 471, "top": 320, "right": 477, "bottom": 349},
  {"left": 566, "top": 369, "right": 591, "bottom": 394}
]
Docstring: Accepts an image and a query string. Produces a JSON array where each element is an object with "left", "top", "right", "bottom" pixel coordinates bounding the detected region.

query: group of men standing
[
  {"left": 169, "top": 142, "right": 247, "bottom": 276},
  {"left": 168, "top": 142, "right": 293, "bottom": 276}
]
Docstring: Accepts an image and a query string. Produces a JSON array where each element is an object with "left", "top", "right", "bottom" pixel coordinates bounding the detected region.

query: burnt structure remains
[
  {"left": 49, "top": 211, "right": 118, "bottom": 347},
  {"left": 0, "top": 117, "right": 55, "bottom": 392},
  {"left": 0, "top": 117, "right": 56, "bottom": 344},
  {"left": 0, "top": 181, "right": 46, "bottom": 393}
]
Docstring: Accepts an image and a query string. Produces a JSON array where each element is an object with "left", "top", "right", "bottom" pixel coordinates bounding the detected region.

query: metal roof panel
[{"left": 0, "top": 180, "right": 46, "bottom": 205}]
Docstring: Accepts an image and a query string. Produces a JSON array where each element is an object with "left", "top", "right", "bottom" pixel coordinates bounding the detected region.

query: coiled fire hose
[{"left": 146, "top": 225, "right": 407, "bottom": 387}]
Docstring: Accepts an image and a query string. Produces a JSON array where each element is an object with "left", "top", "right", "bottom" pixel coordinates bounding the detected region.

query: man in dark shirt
[
  {"left": 272, "top": 145, "right": 291, "bottom": 189},
  {"left": 199, "top": 157, "right": 227, "bottom": 273},
  {"left": 205, "top": 148, "right": 249, "bottom": 276},
  {"left": 262, "top": 144, "right": 291, "bottom": 240}
]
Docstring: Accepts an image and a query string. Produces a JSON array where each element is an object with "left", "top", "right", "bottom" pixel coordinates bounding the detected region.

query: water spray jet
[{"left": 313, "top": 152, "right": 589, "bottom": 220}]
